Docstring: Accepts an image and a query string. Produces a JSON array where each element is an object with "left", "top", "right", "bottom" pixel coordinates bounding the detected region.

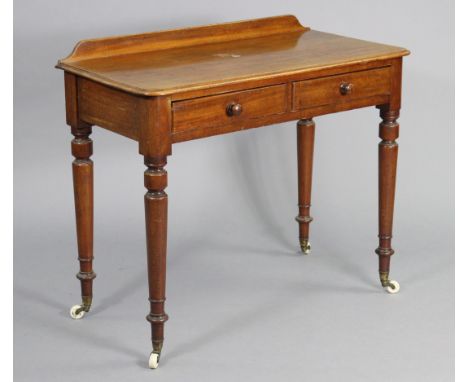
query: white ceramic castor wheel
[
  {"left": 70, "top": 305, "right": 85, "bottom": 320},
  {"left": 300, "top": 240, "right": 311, "bottom": 255},
  {"left": 148, "top": 352, "right": 160, "bottom": 369},
  {"left": 385, "top": 280, "right": 400, "bottom": 294}
]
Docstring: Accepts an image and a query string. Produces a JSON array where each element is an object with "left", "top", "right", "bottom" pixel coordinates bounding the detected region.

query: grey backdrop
[{"left": 14, "top": 1, "right": 454, "bottom": 381}]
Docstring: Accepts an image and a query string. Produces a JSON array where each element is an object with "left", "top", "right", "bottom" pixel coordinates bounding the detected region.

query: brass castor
[
  {"left": 148, "top": 351, "right": 160, "bottom": 369},
  {"left": 384, "top": 280, "right": 400, "bottom": 294},
  {"left": 69, "top": 297, "right": 92, "bottom": 319},
  {"left": 69, "top": 305, "right": 86, "bottom": 319},
  {"left": 380, "top": 272, "right": 400, "bottom": 294},
  {"left": 299, "top": 239, "right": 311, "bottom": 254}
]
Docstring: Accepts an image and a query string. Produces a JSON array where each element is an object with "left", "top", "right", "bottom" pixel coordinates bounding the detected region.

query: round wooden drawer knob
[
  {"left": 226, "top": 102, "right": 243, "bottom": 116},
  {"left": 339, "top": 82, "right": 353, "bottom": 95}
]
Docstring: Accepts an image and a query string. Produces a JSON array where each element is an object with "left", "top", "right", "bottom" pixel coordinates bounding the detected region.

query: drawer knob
[
  {"left": 226, "top": 102, "right": 243, "bottom": 116},
  {"left": 340, "top": 82, "right": 353, "bottom": 95}
]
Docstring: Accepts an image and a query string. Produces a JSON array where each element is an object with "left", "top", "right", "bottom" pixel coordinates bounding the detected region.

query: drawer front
[
  {"left": 172, "top": 85, "right": 287, "bottom": 133},
  {"left": 293, "top": 67, "right": 391, "bottom": 110}
]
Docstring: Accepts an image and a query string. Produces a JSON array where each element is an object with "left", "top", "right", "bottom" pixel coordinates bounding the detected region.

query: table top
[{"left": 56, "top": 15, "right": 409, "bottom": 96}]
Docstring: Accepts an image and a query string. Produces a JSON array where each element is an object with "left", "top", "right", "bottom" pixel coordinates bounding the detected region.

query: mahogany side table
[{"left": 56, "top": 15, "right": 410, "bottom": 369}]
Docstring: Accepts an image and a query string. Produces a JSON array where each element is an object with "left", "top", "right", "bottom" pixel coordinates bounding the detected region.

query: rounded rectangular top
[{"left": 56, "top": 15, "right": 409, "bottom": 96}]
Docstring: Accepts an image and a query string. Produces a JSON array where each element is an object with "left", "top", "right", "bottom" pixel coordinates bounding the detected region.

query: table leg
[
  {"left": 376, "top": 108, "right": 400, "bottom": 294},
  {"left": 296, "top": 118, "right": 315, "bottom": 254},
  {"left": 144, "top": 156, "right": 169, "bottom": 369},
  {"left": 69, "top": 124, "right": 96, "bottom": 319}
]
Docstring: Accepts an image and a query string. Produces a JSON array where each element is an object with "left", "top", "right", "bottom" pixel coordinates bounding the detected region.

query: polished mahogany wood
[
  {"left": 296, "top": 119, "right": 315, "bottom": 253},
  {"left": 57, "top": 15, "right": 409, "bottom": 368},
  {"left": 60, "top": 15, "right": 308, "bottom": 64},
  {"left": 171, "top": 92, "right": 391, "bottom": 143},
  {"left": 144, "top": 156, "right": 169, "bottom": 357},
  {"left": 78, "top": 78, "right": 140, "bottom": 140},
  {"left": 56, "top": 16, "right": 408, "bottom": 149},
  {"left": 172, "top": 84, "right": 287, "bottom": 133},
  {"left": 71, "top": 125, "right": 95, "bottom": 311},
  {"left": 292, "top": 66, "right": 391, "bottom": 111},
  {"left": 65, "top": 71, "right": 96, "bottom": 312},
  {"left": 56, "top": 15, "right": 408, "bottom": 96},
  {"left": 376, "top": 107, "right": 399, "bottom": 287}
]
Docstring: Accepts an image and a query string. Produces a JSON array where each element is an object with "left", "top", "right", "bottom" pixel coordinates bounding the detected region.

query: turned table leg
[
  {"left": 296, "top": 118, "right": 315, "bottom": 254},
  {"left": 144, "top": 156, "right": 169, "bottom": 369},
  {"left": 376, "top": 108, "right": 400, "bottom": 294},
  {"left": 69, "top": 124, "right": 96, "bottom": 319}
]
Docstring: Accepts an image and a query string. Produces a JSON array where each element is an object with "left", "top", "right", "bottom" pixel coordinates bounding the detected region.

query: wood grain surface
[{"left": 57, "top": 15, "right": 409, "bottom": 96}]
